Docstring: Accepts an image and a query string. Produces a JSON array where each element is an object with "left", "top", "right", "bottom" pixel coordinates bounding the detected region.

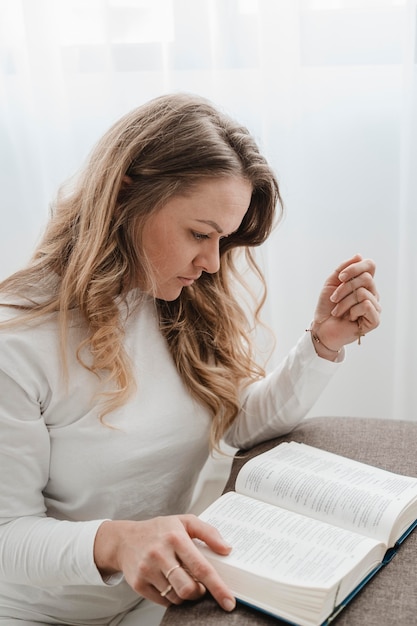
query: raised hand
[{"left": 309, "top": 254, "right": 381, "bottom": 359}]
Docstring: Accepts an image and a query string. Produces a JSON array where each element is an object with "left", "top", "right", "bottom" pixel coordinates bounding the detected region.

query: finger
[
  {"left": 140, "top": 581, "right": 175, "bottom": 608},
  {"left": 331, "top": 272, "right": 379, "bottom": 304},
  {"left": 165, "top": 565, "right": 207, "bottom": 601},
  {"left": 174, "top": 516, "right": 235, "bottom": 612},
  {"left": 350, "top": 299, "right": 381, "bottom": 329},
  {"left": 320, "top": 254, "right": 368, "bottom": 296},
  {"left": 331, "top": 287, "right": 381, "bottom": 319},
  {"left": 156, "top": 516, "right": 230, "bottom": 603},
  {"left": 181, "top": 515, "right": 232, "bottom": 556},
  {"left": 338, "top": 257, "right": 376, "bottom": 282},
  {"left": 149, "top": 558, "right": 204, "bottom": 605},
  {"left": 158, "top": 580, "right": 187, "bottom": 606},
  {"left": 146, "top": 574, "right": 194, "bottom": 607},
  {"left": 334, "top": 253, "right": 363, "bottom": 276},
  {"left": 348, "top": 273, "right": 379, "bottom": 299},
  {"left": 175, "top": 546, "right": 235, "bottom": 611}
]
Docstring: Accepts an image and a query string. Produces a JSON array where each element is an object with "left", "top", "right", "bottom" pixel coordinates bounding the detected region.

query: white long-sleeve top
[{"left": 0, "top": 295, "right": 343, "bottom": 624}]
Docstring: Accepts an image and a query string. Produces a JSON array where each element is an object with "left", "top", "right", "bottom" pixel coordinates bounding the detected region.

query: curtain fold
[
  {"left": 393, "top": 0, "right": 417, "bottom": 418},
  {"left": 0, "top": 0, "right": 415, "bottom": 421}
]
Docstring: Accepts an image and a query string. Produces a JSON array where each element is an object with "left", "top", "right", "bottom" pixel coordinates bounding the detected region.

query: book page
[
  {"left": 235, "top": 442, "right": 417, "bottom": 545},
  {"left": 199, "top": 491, "right": 384, "bottom": 592}
]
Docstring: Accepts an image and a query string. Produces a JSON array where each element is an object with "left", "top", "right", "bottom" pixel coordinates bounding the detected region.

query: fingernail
[
  {"left": 223, "top": 598, "right": 236, "bottom": 612},
  {"left": 330, "top": 293, "right": 337, "bottom": 302},
  {"left": 339, "top": 272, "right": 347, "bottom": 281}
]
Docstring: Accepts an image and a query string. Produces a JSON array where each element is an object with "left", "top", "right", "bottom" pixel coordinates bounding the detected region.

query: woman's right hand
[{"left": 93, "top": 515, "right": 236, "bottom": 611}]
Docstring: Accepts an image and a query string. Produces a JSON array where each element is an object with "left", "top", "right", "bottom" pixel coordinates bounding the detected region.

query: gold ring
[
  {"left": 165, "top": 564, "right": 182, "bottom": 581},
  {"left": 160, "top": 583, "right": 173, "bottom": 598}
]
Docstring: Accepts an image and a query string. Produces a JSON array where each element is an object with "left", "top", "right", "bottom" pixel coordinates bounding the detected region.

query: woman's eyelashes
[
  {"left": 192, "top": 231, "right": 211, "bottom": 241},
  {"left": 191, "top": 231, "right": 230, "bottom": 242}
]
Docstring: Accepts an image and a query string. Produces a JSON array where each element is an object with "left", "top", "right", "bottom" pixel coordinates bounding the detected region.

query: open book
[{"left": 197, "top": 442, "right": 417, "bottom": 626}]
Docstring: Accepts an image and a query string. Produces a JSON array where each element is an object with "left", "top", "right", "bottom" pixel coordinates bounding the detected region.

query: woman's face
[{"left": 141, "top": 177, "right": 252, "bottom": 301}]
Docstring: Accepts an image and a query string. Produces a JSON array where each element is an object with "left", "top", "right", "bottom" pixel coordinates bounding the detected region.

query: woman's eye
[{"left": 192, "top": 231, "right": 210, "bottom": 241}]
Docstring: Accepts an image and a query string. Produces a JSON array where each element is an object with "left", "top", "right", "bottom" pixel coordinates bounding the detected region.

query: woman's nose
[{"left": 194, "top": 241, "right": 221, "bottom": 274}]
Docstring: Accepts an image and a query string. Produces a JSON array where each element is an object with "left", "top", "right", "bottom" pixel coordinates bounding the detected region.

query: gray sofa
[{"left": 161, "top": 416, "right": 417, "bottom": 626}]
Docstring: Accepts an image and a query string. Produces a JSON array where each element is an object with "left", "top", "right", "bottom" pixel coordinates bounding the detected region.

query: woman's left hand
[{"left": 309, "top": 253, "right": 381, "bottom": 360}]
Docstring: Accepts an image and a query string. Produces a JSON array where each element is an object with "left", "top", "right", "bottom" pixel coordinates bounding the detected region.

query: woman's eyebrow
[{"left": 195, "top": 219, "right": 223, "bottom": 233}]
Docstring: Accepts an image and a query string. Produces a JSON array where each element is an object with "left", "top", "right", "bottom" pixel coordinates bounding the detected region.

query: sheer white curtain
[{"left": 1, "top": 0, "right": 416, "bottom": 422}]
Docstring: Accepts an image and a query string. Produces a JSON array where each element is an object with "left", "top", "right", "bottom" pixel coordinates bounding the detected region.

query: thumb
[{"left": 182, "top": 515, "right": 232, "bottom": 555}]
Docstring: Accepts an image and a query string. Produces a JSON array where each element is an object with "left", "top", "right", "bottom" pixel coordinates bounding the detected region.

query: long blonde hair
[{"left": 0, "top": 93, "right": 282, "bottom": 449}]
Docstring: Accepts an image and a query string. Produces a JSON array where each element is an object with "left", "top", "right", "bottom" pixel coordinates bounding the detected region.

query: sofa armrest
[{"left": 161, "top": 416, "right": 417, "bottom": 626}]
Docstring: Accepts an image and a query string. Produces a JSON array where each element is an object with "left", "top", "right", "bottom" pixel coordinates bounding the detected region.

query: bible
[{"left": 197, "top": 442, "right": 417, "bottom": 626}]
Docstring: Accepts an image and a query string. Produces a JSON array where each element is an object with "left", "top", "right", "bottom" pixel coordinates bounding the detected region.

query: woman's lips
[{"left": 178, "top": 275, "right": 201, "bottom": 286}]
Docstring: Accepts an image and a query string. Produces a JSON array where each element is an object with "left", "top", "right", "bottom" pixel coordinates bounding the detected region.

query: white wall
[{"left": 1, "top": 0, "right": 416, "bottom": 426}]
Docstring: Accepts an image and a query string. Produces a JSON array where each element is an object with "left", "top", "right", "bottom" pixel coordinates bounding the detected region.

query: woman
[{"left": 0, "top": 93, "right": 380, "bottom": 625}]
